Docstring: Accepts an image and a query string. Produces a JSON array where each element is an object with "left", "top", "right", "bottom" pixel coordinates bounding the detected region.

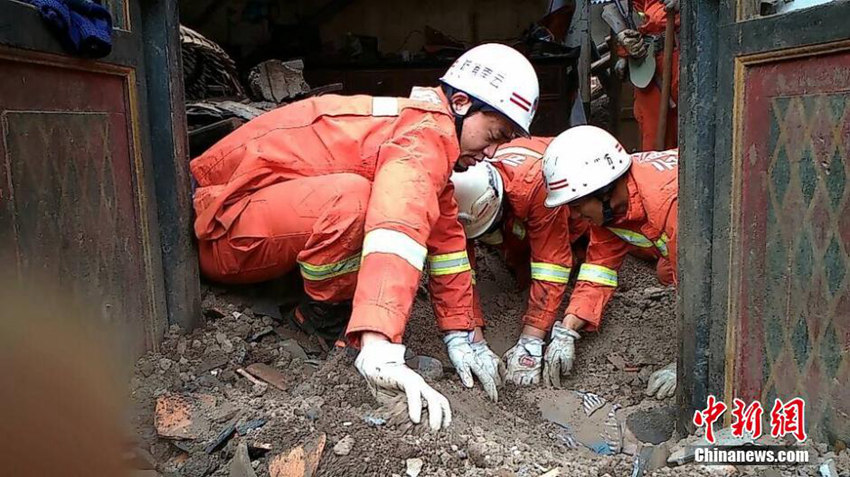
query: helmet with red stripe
[
  {"left": 542, "top": 126, "right": 632, "bottom": 207},
  {"left": 440, "top": 43, "right": 540, "bottom": 137}
]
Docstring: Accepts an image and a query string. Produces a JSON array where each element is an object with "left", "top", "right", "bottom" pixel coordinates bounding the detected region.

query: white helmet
[
  {"left": 451, "top": 161, "right": 505, "bottom": 239},
  {"left": 441, "top": 43, "right": 540, "bottom": 136},
  {"left": 542, "top": 126, "right": 632, "bottom": 207}
]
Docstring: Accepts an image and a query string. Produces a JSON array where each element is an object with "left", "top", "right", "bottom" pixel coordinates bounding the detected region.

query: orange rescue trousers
[{"left": 198, "top": 173, "right": 370, "bottom": 303}]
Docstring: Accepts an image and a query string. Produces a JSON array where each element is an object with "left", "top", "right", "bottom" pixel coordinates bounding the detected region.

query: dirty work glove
[
  {"left": 614, "top": 57, "right": 628, "bottom": 80},
  {"left": 645, "top": 362, "right": 676, "bottom": 399},
  {"left": 355, "top": 340, "right": 452, "bottom": 431},
  {"left": 616, "top": 29, "right": 648, "bottom": 59},
  {"left": 664, "top": 0, "right": 679, "bottom": 11},
  {"left": 543, "top": 322, "right": 581, "bottom": 388},
  {"left": 503, "top": 335, "right": 544, "bottom": 386},
  {"left": 444, "top": 332, "right": 504, "bottom": 402}
]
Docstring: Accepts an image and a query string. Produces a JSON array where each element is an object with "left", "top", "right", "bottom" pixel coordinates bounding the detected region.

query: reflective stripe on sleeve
[
  {"left": 576, "top": 263, "right": 618, "bottom": 287},
  {"left": 362, "top": 228, "right": 427, "bottom": 271},
  {"left": 530, "top": 262, "right": 571, "bottom": 284},
  {"left": 606, "top": 227, "right": 654, "bottom": 248},
  {"left": 298, "top": 254, "right": 361, "bottom": 281},
  {"left": 654, "top": 233, "right": 670, "bottom": 257},
  {"left": 428, "top": 251, "right": 472, "bottom": 276}
]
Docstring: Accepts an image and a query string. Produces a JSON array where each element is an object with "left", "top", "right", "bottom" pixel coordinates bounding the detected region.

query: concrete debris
[
  {"left": 245, "top": 363, "right": 287, "bottom": 391},
  {"left": 248, "top": 59, "right": 311, "bottom": 103},
  {"left": 405, "top": 457, "right": 424, "bottom": 477},
  {"left": 281, "top": 339, "right": 309, "bottom": 361},
  {"left": 607, "top": 353, "right": 628, "bottom": 370},
  {"left": 268, "top": 433, "right": 326, "bottom": 477},
  {"left": 333, "top": 435, "right": 355, "bottom": 456},
  {"left": 154, "top": 393, "right": 215, "bottom": 440},
  {"left": 406, "top": 355, "right": 444, "bottom": 381},
  {"left": 626, "top": 405, "right": 676, "bottom": 444},
  {"left": 197, "top": 354, "right": 229, "bottom": 374},
  {"left": 181, "top": 453, "right": 213, "bottom": 477},
  {"left": 229, "top": 441, "right": 259, "bottom": 477},
  {"left": 819, "top": 458, "right": 838, "bottom": 477}
]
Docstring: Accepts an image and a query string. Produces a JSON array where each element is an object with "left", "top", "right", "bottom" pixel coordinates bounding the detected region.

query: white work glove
[
  {"left": 543, "top": 322, "right": 581, "bottom": 388},
  {"left": 503, "top": 335, "right": 544, "bottom": 386},
  {"left": 645, "top": 362, "right": 677, "bottom": 399},
  {"left": 355, "top": 340, "right": 452, "bottom": 431},
  {"left": 664, "top": 0, "right": 679, "bottom": 11},
  {"left": 443, "top": 332, "right": 504, "bottom": 402},
  {"left": 616, "top": 29, "right": 648, "bottom": 59}
]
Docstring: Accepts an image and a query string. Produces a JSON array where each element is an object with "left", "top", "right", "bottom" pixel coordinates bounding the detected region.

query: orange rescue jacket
[
  {"left": 469, "top": 137, "right": 589, "bottom": 332},
  {"left": 191, "top": 90, "right": 476, "bottom": 343},
  {"left": 565, "top": 149, "right": 678, "bottom": 330}
]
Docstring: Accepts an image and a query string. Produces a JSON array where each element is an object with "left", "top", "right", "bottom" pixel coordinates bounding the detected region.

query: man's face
[
  {"left": 569, "top": 196, "right": 605, "bottom": 225},
  {"left": 449, "top": 93, "right": 518, "bottom": 172}
]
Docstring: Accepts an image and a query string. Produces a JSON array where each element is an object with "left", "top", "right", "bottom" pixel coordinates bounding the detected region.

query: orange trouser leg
[
  {"left": 634, "top": 49, "right": 679, "bottom": 151},
  {"left": 198, "top": 173, "right": 371, "bottom": 303}
]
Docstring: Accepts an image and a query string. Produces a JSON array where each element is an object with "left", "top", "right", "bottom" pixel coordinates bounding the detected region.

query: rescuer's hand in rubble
[
  {"left": 355, "top": 333, "right": 452, "bottom": 431},
  {"left": 444, "top": 331, "right": 504, "bottom": 402},
  {"left": 664, "top": 0, "right": 679, "bottom": 11},
  {"left": 645, "top": 362, "right": 677, "bottom": 399},
  {"left": 503, "top": 335, "right": 544, "bottom": 386},
  {"left": 543, "top": 322, "right": 581, "bottom": 388},
  {"left": 617, "top": 29, "right": 648, "bottom": 59}
]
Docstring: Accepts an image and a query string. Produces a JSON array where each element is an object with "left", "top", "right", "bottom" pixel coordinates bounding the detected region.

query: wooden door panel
[{"left": 0, "top": 50, "right": 162, "bottom": 354}]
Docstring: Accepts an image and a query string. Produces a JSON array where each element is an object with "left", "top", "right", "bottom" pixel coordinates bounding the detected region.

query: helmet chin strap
[{"left": 601, "top": 199, "right": 615, "bottom": 225}]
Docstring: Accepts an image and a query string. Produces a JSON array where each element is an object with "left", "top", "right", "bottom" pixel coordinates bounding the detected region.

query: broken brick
[
  {"left": 154, "top": 393, "right": 215, "bottom": 440},
  {"left": 246, "top": 363, "right": 287, "bottom": 391},
  {"left": 268, "top": 433, "right": 326, "bottom": 477}
]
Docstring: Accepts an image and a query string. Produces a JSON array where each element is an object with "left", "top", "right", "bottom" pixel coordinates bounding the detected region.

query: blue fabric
[{"left": 27, "top": 0, "right": 112, "bottom": 58}]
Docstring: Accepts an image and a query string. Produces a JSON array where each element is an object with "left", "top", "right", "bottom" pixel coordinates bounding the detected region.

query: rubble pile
[
  {"left": 178, "top": 27, "right": 343, "bottom": 158},
  {"left": 128, "top": 251, "right": 847, "bottom": 476}
]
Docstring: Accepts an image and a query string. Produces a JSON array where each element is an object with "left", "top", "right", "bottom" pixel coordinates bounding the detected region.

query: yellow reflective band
[
  {"left": 428, "top": 251, "right": 472, "bottom": 276},
  {"left": 607, "top": 227, "right": 654, "bottom": 248},
  {"left": 577, "top": 264, "right": 618, "bottom": 287},
  {"left": 362, "top": 229, "right": 427, "bottom": 271},
  {"left": 530, "top": 262, "right": 571, "bottom": 284},
  {"left": 654, "top": 233, "right": 669, "bottom": 257},
  {"left": 512, "top": 221, "right": 527, "bottom": 240},
  {"left": 471, "top": 269, "right": 477, "bottom": 285},
  {"left": 298, "top": 254, "right": 361, "bottom": 281}
]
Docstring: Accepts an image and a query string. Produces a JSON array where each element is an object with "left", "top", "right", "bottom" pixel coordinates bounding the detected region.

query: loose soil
[{"left": 130, "top": 247, "right": 844, "bottom": 476}]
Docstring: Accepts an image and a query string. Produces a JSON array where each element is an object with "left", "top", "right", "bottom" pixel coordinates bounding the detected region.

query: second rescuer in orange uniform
[
  {"left": 451, "top": 137, "right": 589, "bottom": 386},
  {"left": 542, "top": 125, "right": 679, "bottom": 399},
  {"left": 191, "top": 44, "right": 541, "bottom": 430}
]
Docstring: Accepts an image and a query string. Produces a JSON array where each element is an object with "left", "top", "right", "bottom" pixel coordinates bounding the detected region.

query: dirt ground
[{"left": 129, "top": 247, "right": 846, "bottom": 477}]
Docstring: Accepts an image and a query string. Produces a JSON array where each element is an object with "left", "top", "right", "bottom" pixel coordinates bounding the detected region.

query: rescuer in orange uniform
[
  {"left": 616, "top": 0, "right": 680, "bottom": 150},
  {"left": 450, "top": 137, "right": 590, "bottom": 386},
  {"left": 191, "top": 44, "right": 541, "bottom": 430},
  {"left": 542, "top": 125, "right": 678, "bottom": 399}
]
